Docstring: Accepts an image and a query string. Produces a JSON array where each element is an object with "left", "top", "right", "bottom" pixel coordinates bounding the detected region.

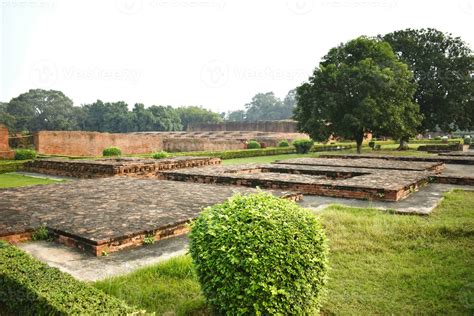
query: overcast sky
[{"left": 1, "top": 0, "right": 473, "bottom": 112}]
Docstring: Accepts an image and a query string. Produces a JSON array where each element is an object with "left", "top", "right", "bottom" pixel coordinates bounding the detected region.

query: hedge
[
  {"left": 0, "top": 241, "right": 143, "bottom": 315},
  {"left": 190, "top": 192, "right": 329, "bottom": 315},
  {"left": 14, "top": 149, "right": 37, "bottom": 160},
  {"left": 0, "top": 160, "right": 28, "bottom": 174}
]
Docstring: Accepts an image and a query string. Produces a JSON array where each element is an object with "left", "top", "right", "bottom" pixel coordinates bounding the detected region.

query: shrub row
[
  {"left": 0, "top": 160, "right": 28, "bottom": 174},
  {"left": 173, "top": 146, "right": 297, "bottom": 159},
  {"left": 0, "top": 241, "right": 142, "bottom": 315}
]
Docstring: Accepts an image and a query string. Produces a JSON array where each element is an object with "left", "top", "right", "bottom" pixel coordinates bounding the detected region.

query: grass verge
[
  {"left": 0, "top": 173, "right": 62, "bottom": 188},
  {"left": 95, "top": 190, "right": 474, "bottom": 315}
]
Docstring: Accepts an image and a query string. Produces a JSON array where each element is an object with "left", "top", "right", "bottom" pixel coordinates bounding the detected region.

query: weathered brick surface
[
  {"left": 0, "top": 124, "right": 14, "bottom": 159},
  {"left": 158, "top": 161, "right": 433, "bottom": 202},
  {"left": 274, "top": 157, "right": 444, "bottom": 172},
  {"left": 34, "top": 130, "right": 307, "bottom": 156},
  {"left": 0, "top": 178, "right": 300, "bottom": 255},
  {"left": 320, "top": 154, "right": 474, "bottom": 165},
  {"left": 25, "top": 156, "right": 221, "bottom": 178}
]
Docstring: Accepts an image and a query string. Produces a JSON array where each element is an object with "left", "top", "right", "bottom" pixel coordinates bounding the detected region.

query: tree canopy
[
  {"left": 226, "top": 90, "right": 296, "bottom": 121},
  {"left": 1, "top": 89, "right": 222, "bottom": 134},
  {"left": 382, "top": 28, "right": 474, "bottom": 132},
  {"left": 294, "top": 37, "right": 421, "bottom": 153},
  {"left": 4, "top": 89, "right": 77, "bottom": 133}
]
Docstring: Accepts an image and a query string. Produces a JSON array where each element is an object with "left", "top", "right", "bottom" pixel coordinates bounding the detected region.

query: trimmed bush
[
  {"left": 102, "top": 147, "right": 121, "bottom": 157},
  {"left": 278, "top": 140, "right": 290, "bottom": 147},
  {"left": 368, "top": 141, "right": 375, "bottom": 149},
  {"left": 152, "top": 151, "right": 169, "bottom": 159},
  {"left": 246, "top": 140, "right": 261, "bottom": 149},
  {"left": 464, "top": 136, "right": 471, "bottom": 145},
  {"left": 0, "top": 241, "right": 142, "bottom": 315},
  {"left": 292, "top": 139, "right": 314, "bottom": 154},
  {"left": 14, "top": 149, "right": 36, "bottom": 160},
  {"left": 190, "top": 192, "right": 329, "bottom": 315}
]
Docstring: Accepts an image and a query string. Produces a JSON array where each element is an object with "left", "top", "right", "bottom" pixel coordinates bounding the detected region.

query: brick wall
[
  {"left": 187, "top": 120, "right": 298, "bottom": 133},
  {"left": 0, "top": 125, "right": 14, "bottom": 159},
  {"left": 34, "top": 130, "right": 308, "bottom": 156},
  {"left": 35, "top": 131, "right": 164, "bottom": 156}
]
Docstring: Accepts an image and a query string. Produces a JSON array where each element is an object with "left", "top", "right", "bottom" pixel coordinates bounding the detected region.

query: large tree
[
  {"left": 6, "top": 89, "right": 77, "bottom": 133},
  {"left": 295, "top": 36, "right": 421, "bottom": 153},
  {"left": 244, "top": 91, "right": 294, "bottom": 121},
  {"left": 149, "top": 105, "right": 182, "bottom": 131},
  {"left": 382, "top": 28, "right": 474, "bottom": 132},
  {"left": 176, "top": 106, "right": 223, "bottom": 130}
]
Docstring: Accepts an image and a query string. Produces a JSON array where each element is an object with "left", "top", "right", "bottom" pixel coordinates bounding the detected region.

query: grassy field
[
  {"left": 94, "top": 190, "right": 474, "bottom": 315},
  {"left": 222, "top": 147, "right": 434, "bottom": 165},
  {"left": 0, "top": 173, "right": 62, "bottom": 188}
]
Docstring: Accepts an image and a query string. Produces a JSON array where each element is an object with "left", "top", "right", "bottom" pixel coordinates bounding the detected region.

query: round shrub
[
  {"left": 152, "top": 151, "right": 169, "bottom": 159},
  {"left": 102, "top": 147, "right": 121, "bottom": 157},
  {"left": 368, "top": 140, "right": 375, "bottom": 148},
  {"left": 464, "top": 136, "right": 471, "bottom": 145},
  {"left": 292, "top": 139, "right": 314, "bottom": 154},
  {"left": 247, "top": 140, "right": 261, "bottom": 149},
  {"left": 278, "top": 140, "right": 290, "bottom": 147},
  {"left": 189, "top": 192, "right": 329, "bottom": 315},
  {"left": 14, "top": 149, "right": 37, "bottom": 160}
]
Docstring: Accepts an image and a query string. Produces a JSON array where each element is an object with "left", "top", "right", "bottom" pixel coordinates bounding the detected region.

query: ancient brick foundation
[
  {"left": 0, "top": 125, "right": 14, "bottom": 160},
  {"left": 25, "top": 156, "right": 221, "bottom": 178}
]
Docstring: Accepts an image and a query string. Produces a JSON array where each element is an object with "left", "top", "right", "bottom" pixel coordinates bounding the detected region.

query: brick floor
[
  {"left": 0, "top": 178, "right": 299, "bottom": 255},
  {"left": 158, "top": 160, "right": 433, "bottom": 202},
  {"left": 319, "top": 153, "right": 474, "bottom": 165}
]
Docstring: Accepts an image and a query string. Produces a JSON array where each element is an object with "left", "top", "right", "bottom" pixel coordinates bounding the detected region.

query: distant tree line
[
  {"left": 225, "top": 90, "right": 296, "bottom": 122},
  {"left": 0, "top": 89, "right": 223, "bottom": 134}
]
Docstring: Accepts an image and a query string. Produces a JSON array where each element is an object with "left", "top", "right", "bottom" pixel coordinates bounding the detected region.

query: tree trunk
[
  {"left": 355, "top": 133, "right": 364, "bottom": 154},
  {"left": 398, "top": 137, "right": 409, "bottom": 150}
]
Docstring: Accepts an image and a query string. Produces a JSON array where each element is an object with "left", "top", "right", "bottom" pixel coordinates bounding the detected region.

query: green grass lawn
[
  {"left": 94, "top": 190, "right": 474, "bottom": 315},
  {"left": 0, "top": 173, "right": 62, "bottom": 188},
  {"left": 222, "top": 147, "right": 434, "bottom": 165}
]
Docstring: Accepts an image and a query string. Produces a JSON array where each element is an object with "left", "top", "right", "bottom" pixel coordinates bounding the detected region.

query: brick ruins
[
  {"left": 34, "top": 130, "right": 308, "bottom": 156},
  {"left": 157, "top": 159, "right": 443, "bottom": 202},
  {"left": 2, "top": 153, "right": 473, "bottom": 255},
  {"left": 0, "top": 124, "right": 14, "bottom": 159},
  {"left": 25, "top": 156, "right": 221, "bottom": 178},
  {"left": 0, "top": 178, "right": 300, "bottom": 255}
]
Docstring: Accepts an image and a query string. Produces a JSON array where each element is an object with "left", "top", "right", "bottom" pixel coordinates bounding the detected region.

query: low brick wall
[{"left": 25, "top": 156, "right": 221, "bottom": 178}]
